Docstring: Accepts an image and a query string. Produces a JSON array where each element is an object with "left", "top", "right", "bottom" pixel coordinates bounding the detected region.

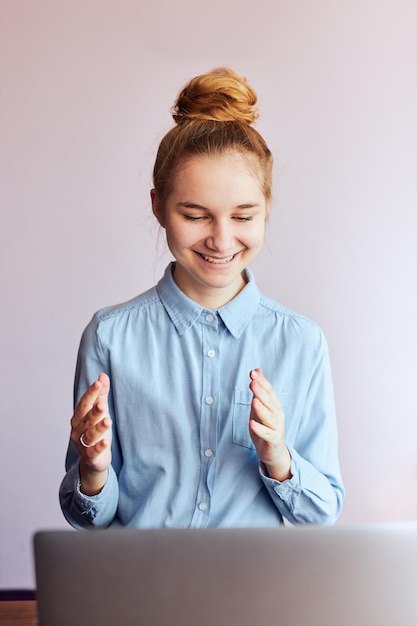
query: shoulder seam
[
  {"left": 94, "top": 290, "right": 161, "bottom": 323},
  {"left": 259, "top": 295, "right": 313, "bottom": 322}
]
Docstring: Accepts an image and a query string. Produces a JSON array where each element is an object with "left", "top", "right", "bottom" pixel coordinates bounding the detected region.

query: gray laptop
[{"left": 33, "top": 524, "right": 417, "bottom": 626}]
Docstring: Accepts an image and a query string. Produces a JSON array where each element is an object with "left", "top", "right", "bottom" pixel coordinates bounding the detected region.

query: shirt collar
[
  {"left": 217, "top": 268, "right": 260, "bottom": 338},
  {"left": 156, "top": 262, "right": 261, "bottom": 338}
]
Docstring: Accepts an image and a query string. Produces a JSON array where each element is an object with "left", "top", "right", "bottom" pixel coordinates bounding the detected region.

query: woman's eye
[
  {"left": 183, "top": 215, "right": 205, "bottom": 221},
  {"left": 183, "top": 214, "right": 253, "bottom": 222}
]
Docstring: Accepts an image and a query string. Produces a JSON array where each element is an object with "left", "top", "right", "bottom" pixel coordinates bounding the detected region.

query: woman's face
[{"left": 152, "top": 151, "right": 269, "bottom": 309}]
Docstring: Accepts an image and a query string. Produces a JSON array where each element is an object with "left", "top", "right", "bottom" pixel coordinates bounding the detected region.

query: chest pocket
[
  {"left": 232, "top": 388, "right": 256, "bottom": 450},
  {"left": 232, "top": 387, "right": 289, "bottom": 450}
]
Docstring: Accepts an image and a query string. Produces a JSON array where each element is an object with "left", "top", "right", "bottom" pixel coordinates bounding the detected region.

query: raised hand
[
  {"left": 70, "top": 373, "right": 112, "bottom": 495},
  {"left": 249, "top": 368, "right": 292, "bottom": 482}
]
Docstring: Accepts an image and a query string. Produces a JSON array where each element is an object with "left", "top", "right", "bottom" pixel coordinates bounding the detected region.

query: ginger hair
[{"left": 152, "top": 67, "right": 273, "bottom": 203}]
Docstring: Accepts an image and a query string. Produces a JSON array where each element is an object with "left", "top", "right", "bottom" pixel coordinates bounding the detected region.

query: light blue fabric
[{"left": 59, "top": 263, "right": 344, "bottom": 529}]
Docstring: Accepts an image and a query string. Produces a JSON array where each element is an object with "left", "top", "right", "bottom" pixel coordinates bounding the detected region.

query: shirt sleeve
[
  {"left": 59, "top": 456, "right": 119, "bottom": 529},
  {"left": 58, "top": 314, "right": 120, "bottom": 529},
  {"left": 260, "top": 328, "right": 345, "bottom": 525}
]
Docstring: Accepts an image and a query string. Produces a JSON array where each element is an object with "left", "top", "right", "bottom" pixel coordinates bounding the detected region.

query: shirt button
[
  {"left": 204, "top": 448, "right": 214, "bottom": 457},
  {"left": 198, "top": 502, "right": 208, "bottom": 511},
  {"left": 205, "top": 396, "right": 214, "bottom": 405},
  {"left": 207, "top": 349, "right": 215, "bottom": 358},
  {"left": 205, "top": 313, "right": 214, "bottom": 323}
]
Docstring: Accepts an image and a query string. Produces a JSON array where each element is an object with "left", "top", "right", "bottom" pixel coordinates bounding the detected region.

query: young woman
[{"left": 60, "top": 67, "right": 344, "bottom": 529}]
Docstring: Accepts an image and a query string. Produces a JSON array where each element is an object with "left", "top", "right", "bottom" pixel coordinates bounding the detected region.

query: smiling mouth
[{"left": 199, "top": 253, "right": 236, "bottom": 264}]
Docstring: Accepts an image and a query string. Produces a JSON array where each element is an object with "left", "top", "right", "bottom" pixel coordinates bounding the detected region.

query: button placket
[{"left": 190, "top": 311, "right": 220, "bottom": 525}]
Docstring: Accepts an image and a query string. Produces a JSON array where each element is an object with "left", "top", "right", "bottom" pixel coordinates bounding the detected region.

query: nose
[{"left": 205, "top": 219, "right": 235, "bottom": 253}]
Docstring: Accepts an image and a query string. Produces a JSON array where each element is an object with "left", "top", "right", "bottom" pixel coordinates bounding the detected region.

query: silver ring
[{"left": 79, "top": 433, "right": 92, "bottom": 448}]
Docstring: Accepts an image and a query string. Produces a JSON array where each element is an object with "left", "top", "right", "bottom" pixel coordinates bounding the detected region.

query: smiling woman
[
  {"left": 59, "top": 67, "right": 344, "bottom": 530},
  {"left": 151, "top": 152, "right": 268, "bottom": 309}
]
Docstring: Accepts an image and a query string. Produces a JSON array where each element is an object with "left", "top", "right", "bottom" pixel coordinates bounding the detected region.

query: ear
[{"left": 151, "top": 189, "right": 165, "bottom": 228}]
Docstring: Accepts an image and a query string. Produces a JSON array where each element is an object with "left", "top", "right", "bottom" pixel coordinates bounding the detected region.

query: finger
[
  {"left": 71, "top": 402, "right": 104, "bottom": 442},
  {"left": 249, "top": 369, "right": 275, "bottom": 404},
  {"left": 71, "top": 380, "right": 102, "bottom": 427},
  {"left": 81, "top": 435, "right": 111, "bottom": 459},
  {"left": 250, "top": 375, "right": 281, "bottom": 417},
  {"left": 250, "top": 368, "right": 272, "bottom": 391},
  {"left": 250, "top": 383, "right": 276, "bottom": 413},
  {"left": 71, "top": 374, "right": 110, "bottom": 427},
  {"left": 249, "top": 417, "right": 277, "bottom": 442},
  {"left": 96, "top": 373, "right": 110, "bottom": 410},
  {"left": 77, "top": 416, "right": 112, "bottom": 450},
  {"left": 251, "top": 397, "right": 277, "bottom": 430},
  {"left": 81, "top": 399, "right": 110, "bottom": 433},
  {"left": 250, "top": 367, "right": 282, "bottom": 398}
]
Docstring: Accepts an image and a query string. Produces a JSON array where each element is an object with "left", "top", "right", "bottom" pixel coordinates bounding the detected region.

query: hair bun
[{"left": 172, "top": 67, "right": 258, "bottom": 125}]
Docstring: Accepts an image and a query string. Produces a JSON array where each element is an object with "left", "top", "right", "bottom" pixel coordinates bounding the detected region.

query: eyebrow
[{"left": 177, "top": 202, "right": 260, "bottom": 210}]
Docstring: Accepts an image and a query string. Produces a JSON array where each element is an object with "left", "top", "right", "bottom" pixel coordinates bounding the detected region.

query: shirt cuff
[
  {"left": 72, "top": 462, "right": 119, "bottom": 526},
  {"left": 259, "top": 446, "right": 301, "bottom": 506}
]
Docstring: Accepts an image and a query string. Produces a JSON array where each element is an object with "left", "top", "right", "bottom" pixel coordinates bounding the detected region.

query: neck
[{"left": 172, "top": 266, "right": 248, "bottom": 310}]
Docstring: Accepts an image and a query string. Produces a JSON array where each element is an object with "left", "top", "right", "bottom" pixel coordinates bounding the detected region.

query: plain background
[{"left": 1, "top": 0, "right": 416, "bottom": 588}]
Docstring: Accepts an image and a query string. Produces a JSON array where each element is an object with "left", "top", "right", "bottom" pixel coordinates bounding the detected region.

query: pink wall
[{"left": 1, "top": 0, "right": 416, "bottom": 587}]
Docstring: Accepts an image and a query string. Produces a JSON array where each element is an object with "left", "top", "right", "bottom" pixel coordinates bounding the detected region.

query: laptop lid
[{"left": 33, "top": 524, "right": 417, "bottom": 626}]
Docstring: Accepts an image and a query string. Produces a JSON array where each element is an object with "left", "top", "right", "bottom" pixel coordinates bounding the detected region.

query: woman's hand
[
  {"left": 70, "top": 373, "right": 112, "bottom": 495},
  {"left": 249, "top": 368, "right": 292, "bottom": 482}
]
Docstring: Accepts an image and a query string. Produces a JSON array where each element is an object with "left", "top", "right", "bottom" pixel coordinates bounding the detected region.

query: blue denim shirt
[{"left": 60, "top": 263, "right": 344, "bottom": 529}]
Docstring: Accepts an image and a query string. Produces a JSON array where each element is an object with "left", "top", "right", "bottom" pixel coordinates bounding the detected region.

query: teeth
[{"left": 201, "top": 254, "right": 234, "bottom": 264}]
